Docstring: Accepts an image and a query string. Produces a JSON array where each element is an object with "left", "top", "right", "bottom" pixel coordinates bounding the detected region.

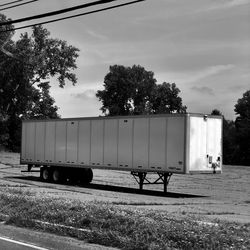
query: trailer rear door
[{"left": 188, "top": 116, "right": 222, "bottom": 173}]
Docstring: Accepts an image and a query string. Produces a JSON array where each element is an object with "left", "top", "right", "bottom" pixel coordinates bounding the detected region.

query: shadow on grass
[
  {"left": 81, "top": 183, "right": 206, "bottom": 198},
  {"left": 9, "top": 176, "right": 206, "bottom": 198}
]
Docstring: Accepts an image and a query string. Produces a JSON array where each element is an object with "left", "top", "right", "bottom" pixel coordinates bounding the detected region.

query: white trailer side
[{"left": 20, "top": 113, "right": 222, "bottom": 191}]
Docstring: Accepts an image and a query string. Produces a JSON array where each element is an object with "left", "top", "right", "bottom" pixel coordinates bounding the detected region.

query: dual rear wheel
[
  {"left": 40, "top": 166, "right": 93, "bottom": 184},
  {"left": 79, "top": 168, "right": 93, "bottom": 184},
  {"left": 40, "top": 167, "right": 51, "bottom": 182}
]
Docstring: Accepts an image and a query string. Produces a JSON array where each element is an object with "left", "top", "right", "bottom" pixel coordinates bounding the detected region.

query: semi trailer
[{"left": 20, "top": 113, "right": 222, "bottom": 192}]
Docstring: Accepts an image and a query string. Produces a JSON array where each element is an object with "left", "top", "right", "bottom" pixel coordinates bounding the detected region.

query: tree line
[
  {"left": 212, "top": 90, "right": 250, "bottom": 166},
  {"left": 0, "top": 15, "right": 249, "bottom": 165}
]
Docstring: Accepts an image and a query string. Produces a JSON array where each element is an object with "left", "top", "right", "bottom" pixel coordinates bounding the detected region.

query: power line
[
  {"left": 0, "top": 0, "right": 118, "bottom": 26},
  {"left": 0, "top": 0, "right": 38, "bottom": 11},
  {"left": 0, "top": 0, "right": 145, "bottom": 33},
  {"left": 0, "top": 0, "right": 24, "bottom": 7}
]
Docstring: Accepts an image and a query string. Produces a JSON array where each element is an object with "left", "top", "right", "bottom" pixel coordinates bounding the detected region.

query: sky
[{"left": 2, "top": 0, "right": 250, "bottom": 120}]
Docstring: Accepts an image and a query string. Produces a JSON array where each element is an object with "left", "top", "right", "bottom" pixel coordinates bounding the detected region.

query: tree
[
  {"left": 151, "top": 82, "right": 186, "bottom": 114},
  {"left": 0, "top": 15, "right": 15, "bottom": 149},
  {"left": 235, "top": 90, "right": 250, "bottom": 119},
  {"left": 211, "top": 109, "right": 237, "bottom": 165},
  {"left": 234, "top": 90, "right": 250, "bottom": 165},
  {"left": 96, "top": 65, "right": 186, "bottom": 116},
  {"left": 96, "top": 65, "right": 156, "bottom": 115},
  {"left": 0, "top": 14, "right": 14, "bottom": 58},
  {"left": 211, "top": 109, "right": 222, "bottom": 116},
  {"left": 0, "top": 14, "right": 79, "bottom": 150}
]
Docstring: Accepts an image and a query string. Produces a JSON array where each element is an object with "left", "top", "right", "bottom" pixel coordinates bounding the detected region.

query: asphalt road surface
[
  {"left": 0, "top": 236, "right": 48, "bottom": 250},
  {"left": 0, "top": 223, "right": 117, "bottom": 250}
]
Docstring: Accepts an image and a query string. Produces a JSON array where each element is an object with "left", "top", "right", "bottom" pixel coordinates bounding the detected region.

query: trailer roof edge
[{"left": 21, "top": 113, "right": 223, "bottom": 123}]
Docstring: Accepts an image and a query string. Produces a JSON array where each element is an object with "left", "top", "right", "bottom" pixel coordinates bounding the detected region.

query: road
[
  {"left": 0, "top": 222, "right": 117, "bottom": 250},
  {"left": 0, "top": 236, "right": 48, "bottom": 250}
]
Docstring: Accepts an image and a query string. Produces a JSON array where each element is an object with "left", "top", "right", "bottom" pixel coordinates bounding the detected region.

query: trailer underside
[{"left": 24, "top": 164, "right": 173, "bottom": 192}]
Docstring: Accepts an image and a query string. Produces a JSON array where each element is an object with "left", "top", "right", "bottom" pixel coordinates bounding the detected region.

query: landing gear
[
  {"left": 131, "top": 172, "right": 173, "bottom": 193},
  {"left": 163, "top": 173, "right": 172, "bottom": 193}
]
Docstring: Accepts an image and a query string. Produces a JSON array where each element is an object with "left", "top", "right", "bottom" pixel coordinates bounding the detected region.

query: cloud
[
  {"left": 191, "top": 86, "right": 215, "bottom": 96},
  {"left": 223, "top": 0, "right": 250, "bottom": 7},
  {"left": 188, "top": 64, "right": 235, "bottom": 83},
  {"left": 206, "top": 0, "right": 250, "bottom": 11},
  {"left": 72, "top": 89, "right": 97, "bottom": 100},
  {"left": 158, "top": 64, "right": 235, "bottom": 86},
  {"left": 50, "top": 86, "right": 101, "bottom": 118},
  {"left": 86, "top": 29, "right": 108, "bottom": 41}
]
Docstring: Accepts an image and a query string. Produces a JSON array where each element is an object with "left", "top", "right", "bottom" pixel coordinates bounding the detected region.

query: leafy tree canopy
[
  {"left": 210, "top": 109, "right": 238, "bottom": 165},
  {"left": 0, "top": 14, "right": 80, "bottom": 150},
  {"left": 234, "top": 90, "right": 250, "bottom": 165},
  {"left": 96, "top": 65, "right": 186, "bottom": 116},
  {"left": 235, "top": 90, "right": 250, "bottom": 119},
  {"left": 211, "top": 109, "right": 223, "bottom": 116},
  {"left": 151, "top": 82, "right": 187, "bottom": 114}
]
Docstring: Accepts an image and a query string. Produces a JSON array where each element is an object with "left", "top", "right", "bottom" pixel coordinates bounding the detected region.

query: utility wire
[
  {"left": 1, "top": 0, "right": 145, "bottom": 33},
  {"left": 0, "top": 0, "right": 38, "bottom": 11},
  {"left": 0, "top": 0, "right": 24, "bottom": 7},
  {"left": 0, "top": 0, "right": 119, "bottom": 26}
]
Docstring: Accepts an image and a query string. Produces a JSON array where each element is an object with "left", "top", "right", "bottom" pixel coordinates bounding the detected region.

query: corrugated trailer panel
[
  {"left": 90, "top": 120, "right": 104, "bottom": 166},
  {"left": 55, "top": 121, "right": 66, "bottom": 164},
  {"left": 133, "top": 118, "right": 149, "bottom": 170},
  {"left": 78, "top": 120, "right": 91, "bottom": 165},
  {"left": 21, "top": 123, "right": 26, "bottom": 161},
  {"left": 166, "top": 116, "right": 185, "bottom": 173},
  {"left": 118, "top": 118, "right": 133, "bottom": 169},
  {"left": 45, "top": 121, "right": 56, "bottom": 163},
  {"left": 66, "top": 121, "right": 78, "bottom": 164},
  {"left": 149, "top": 117, "right": 166, "bottom": 171},
  {"left": 104, "top": 119, "right": 118, "bottom": 167},
  {"left": 35, "top": 122, "right": 45, "bottom": 163},
  {"left": 26, "top": 122, "right": 35, "bottom": 162}
]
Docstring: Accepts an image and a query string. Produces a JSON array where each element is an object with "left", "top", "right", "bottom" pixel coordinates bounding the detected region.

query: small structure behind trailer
[{"left": 20, "top": 113, "right": 222, "bottom": 192}]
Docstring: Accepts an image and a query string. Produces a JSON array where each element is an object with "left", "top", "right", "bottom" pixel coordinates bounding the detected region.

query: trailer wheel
[
  {"left": 52, "top": 168, "right": 64, "bottom": 183},
  {"left": 68, "top": 170, "right": 80, "bottom": 184},
  {"left": 86, "top": 169, "right": 93, "bottom": 183},
  {"left": 80, "top": 168, "right": 93, "bottom": 184},
  {"left": 40, "top": 166, "right": 51, "bottom": 182}
]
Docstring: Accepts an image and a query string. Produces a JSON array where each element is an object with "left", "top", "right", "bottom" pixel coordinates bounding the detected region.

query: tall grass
[{"left": 0, "top": 188, "right": 249, "bottom": 250}]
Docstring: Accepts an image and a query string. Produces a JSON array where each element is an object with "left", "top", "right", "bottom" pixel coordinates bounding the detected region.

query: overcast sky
[{"left": 4, "top": 0, "right": 250, "bottom": 120}]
